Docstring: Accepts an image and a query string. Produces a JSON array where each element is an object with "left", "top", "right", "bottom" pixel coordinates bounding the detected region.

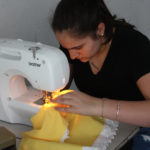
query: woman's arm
[
  {"left": 102, "top": 99, "right": 150, "bottom": 127},
  {"left": 52, "top": 73, "right": 150, "bottom": 127}
]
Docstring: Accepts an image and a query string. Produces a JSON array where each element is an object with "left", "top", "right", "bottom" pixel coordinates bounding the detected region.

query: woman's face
[{"left": 55, "top": 30, "right": 102, "bottom": 63}]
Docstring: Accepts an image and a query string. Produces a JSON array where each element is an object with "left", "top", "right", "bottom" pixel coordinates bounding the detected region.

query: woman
[{"left": 51, "top": 0, "right": 150, "bottom": 149}]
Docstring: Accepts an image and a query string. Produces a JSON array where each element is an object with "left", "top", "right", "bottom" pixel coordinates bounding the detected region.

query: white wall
[
  {"left": 0, "top": 0, "right": 60, "bottom": 46},
  {"left": 0, "top": 0, "right": 149, "bottom": 47},
  {"left": 105, "top": 0, "right": 150, "bottom": 38}
]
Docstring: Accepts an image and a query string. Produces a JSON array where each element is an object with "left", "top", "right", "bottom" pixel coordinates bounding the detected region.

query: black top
[{"left": 60, "top": 26, "right": 150, "bottom": 101}]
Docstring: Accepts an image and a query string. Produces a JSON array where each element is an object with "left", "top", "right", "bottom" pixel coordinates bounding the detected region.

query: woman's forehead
[{"left": 56, "top": 30, "right": 86, "bottom": 46}]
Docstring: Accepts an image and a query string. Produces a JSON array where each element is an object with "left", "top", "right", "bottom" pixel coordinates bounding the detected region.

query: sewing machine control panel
[{"left": 0, "top": 39, "right": 45, "bottom": 60}]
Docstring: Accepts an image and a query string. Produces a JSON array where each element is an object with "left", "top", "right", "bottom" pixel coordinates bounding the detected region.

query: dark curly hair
[{"left": 51, "top": 0, "right": 134, "bottom": 44}]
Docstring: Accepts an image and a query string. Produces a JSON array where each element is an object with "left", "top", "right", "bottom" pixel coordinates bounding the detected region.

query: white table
[{"left": 0, "top": 120, "right": 139, "bottom": 150}]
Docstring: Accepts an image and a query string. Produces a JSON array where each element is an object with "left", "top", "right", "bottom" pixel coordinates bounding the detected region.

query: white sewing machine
[{"left": 0, "top": 39, "right": 70, "bottom": 126}]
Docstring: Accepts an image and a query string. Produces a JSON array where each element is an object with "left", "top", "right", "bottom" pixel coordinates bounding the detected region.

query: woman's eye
[
  {"left": 68, "top": 45, "right": 83, "bottom": 51},
  {"left": 75, "top": 46, "right": 82, "bottom": 50}
]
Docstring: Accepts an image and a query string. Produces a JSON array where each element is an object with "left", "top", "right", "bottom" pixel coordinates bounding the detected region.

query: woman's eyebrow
[{"left": 69, "top": 44, "right": 84, "bottom": 50}]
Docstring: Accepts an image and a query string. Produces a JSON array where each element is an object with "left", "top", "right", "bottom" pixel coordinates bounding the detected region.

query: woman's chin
[{"left": 79, "top": 58, "right": 89, "bottom": 63}]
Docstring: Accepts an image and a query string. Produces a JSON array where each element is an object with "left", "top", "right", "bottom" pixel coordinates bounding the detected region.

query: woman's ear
[{"left": 96, "top": 23, "right": 105, "bottom": 36}]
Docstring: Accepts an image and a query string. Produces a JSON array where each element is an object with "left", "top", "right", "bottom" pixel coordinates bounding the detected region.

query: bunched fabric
[{"left": 19, "top": 105, "right": 118, "bottom": 150}]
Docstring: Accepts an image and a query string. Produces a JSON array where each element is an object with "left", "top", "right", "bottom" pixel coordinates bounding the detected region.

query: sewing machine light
[
  {"left": 41, "top": 91, "right": 51, "bottom": 104},
  {"left": 41, "top": 89, "right": 73, "bottom": 109},
  {"left": 41, "top": 89, "right": 60, "bottom": 105},
  {"left": 42, "top": 90, "right": 62, "bottom": 109}
]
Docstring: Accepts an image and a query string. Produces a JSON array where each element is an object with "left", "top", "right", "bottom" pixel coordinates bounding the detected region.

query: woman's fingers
[
  {"left": 55, "top": 105, "right": 79, "bottom": 114},
  {"left": 51, "top": 93, "right": 74, "bottom": 105},
  {"left": 54, "top": 106, "right": 72, "bottom": 112},
  {"left": 51, "top": 90, "right": 100, "bottom": 116}
]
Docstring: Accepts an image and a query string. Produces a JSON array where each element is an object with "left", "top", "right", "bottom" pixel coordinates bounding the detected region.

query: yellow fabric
[
  {"left": 22, "top": 106, "right": 67, "bottom": 142},
  {"left": 19, "top": 90, "right": 105, "bottom": 150},
  {"left": 19, "top": 137, "right": 82, "bottom": 150},
  {"left": 65, "top": 114, "right": 105, "bottom": 146}
]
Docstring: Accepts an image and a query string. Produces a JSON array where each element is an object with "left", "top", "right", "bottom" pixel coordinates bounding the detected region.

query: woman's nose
[{"left": 69, "top": 50, "right": 79, "bottom": 60}]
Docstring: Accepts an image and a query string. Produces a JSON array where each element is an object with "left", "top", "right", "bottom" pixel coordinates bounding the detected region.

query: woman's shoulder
[
  {"left": 113, "top": 25, "right": 149, "bottom": 48},
  {"left": 116, "top": 25, "right": 149, "bottom": 41}
]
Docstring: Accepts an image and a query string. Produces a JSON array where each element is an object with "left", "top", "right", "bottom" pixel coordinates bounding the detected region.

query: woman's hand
[{"left": 51, "top": 90, "right": 101, "bottom": 116}]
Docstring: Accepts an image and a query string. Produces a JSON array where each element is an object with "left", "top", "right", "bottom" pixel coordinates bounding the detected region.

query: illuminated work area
[{"left": 0, "top": 0, "right": 150, "bottom": 150}]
